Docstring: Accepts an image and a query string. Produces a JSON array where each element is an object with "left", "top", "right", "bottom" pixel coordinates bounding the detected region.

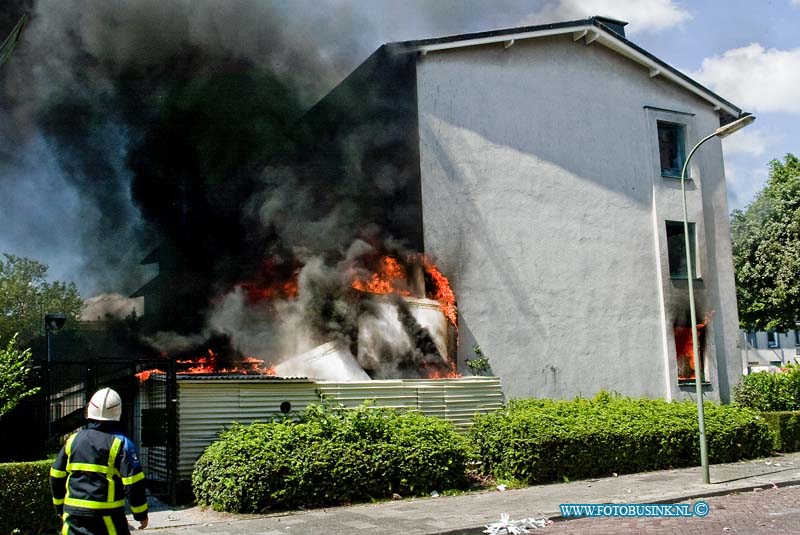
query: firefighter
[{"left": 50, "top": 387, "right": 149, "bottom": 534}]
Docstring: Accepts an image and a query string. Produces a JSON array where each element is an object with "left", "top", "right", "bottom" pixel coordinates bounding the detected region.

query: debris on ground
[{"left": 483, "top": 513, "right": 550, "bottom": 534}]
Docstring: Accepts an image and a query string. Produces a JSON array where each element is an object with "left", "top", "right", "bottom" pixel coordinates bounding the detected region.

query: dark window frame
[
  {"left": 666, "top": 220, "right": 699, "bottom": 279},
  {"left": 658, "top": 121, "right": 687, "bottom": 178},
  {"left": 767, "top": 331, "right": 780, "bottom": 349}
]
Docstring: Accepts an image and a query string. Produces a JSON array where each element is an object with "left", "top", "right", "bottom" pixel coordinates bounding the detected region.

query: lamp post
[
  {"left": 44, "top": 313, "right": 66, "bottom": 439},
  {"left": 680, "top": 113, "right": 755, "bottom": 484}
]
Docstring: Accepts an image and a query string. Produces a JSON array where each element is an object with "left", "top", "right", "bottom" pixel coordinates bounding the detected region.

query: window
[
  {"left": 746, "top": 331, "right": 758, "bottom": 349},
  {"left": 666, "top": 221, "right": 698, "bottom": 279},
  {"left": 675, "top": 325, "right": 705, "bottom": 383},
  {"left": 658, "top": 122, "right": 686, "bottom": 177},
  {"left": 767, "top": 331, "right": 780, "bottom": 349}
]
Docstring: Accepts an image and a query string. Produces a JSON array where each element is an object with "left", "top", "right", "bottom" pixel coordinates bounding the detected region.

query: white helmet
[{"left": 87, "top": 388, "right": 122, "bottom": 421}]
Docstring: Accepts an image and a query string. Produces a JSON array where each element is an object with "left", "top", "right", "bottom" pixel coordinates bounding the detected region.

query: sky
[{"left": 0, "top": 0, "right": 798, "bottom": 298}]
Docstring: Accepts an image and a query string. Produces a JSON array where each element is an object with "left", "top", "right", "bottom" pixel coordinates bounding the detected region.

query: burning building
[{"left": 129, "top": 16, "right": 744, "bottom": 403}]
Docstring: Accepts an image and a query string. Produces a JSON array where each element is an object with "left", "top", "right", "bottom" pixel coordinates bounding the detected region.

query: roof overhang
[{"left": 390, "top": 19, "right": 743, "bottom": 122}]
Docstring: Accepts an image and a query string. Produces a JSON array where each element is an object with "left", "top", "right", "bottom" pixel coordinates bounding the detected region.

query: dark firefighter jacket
[{"left": 50, "top": 421, "right": 148, "bottom": 521}]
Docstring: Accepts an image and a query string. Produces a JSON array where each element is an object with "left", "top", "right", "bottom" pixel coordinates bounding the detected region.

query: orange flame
[
  {"left": 229, "top": 258, "right": 299, "bottom": 304},
  {"left": 135, "top": 369, "right": 166, "bottom": 382},
  {"left": 351, "top": 256, "right": 411, "bottom": 296},
  {"left": 239, "top": 278, "right": 298, "bottom": 303},
  {"left": 350, "top": 254, "right": 458, "bottom": 329},
  {"left": 675, "top": 311, "right": 715, "bottom": 381},
  {"left": 137, "top": 350, "right": 278, "bottom": 381},
  {"left": 421, "top": 257, "right": 457, "bottom": 329},
  {"left": 424, "top": 362, "right": 462, "bottom": 379}
]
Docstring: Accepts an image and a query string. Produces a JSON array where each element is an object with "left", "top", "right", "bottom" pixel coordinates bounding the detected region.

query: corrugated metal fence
[{"left": 157, "top": 376, "right": 503, "bottom": 480}]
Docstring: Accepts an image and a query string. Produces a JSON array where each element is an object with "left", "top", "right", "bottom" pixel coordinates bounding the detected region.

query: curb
[{"left": 430, "top": 478, "right": 800, "bottom": 535}]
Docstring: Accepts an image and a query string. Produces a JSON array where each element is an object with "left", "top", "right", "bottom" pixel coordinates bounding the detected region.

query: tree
[
  {"left": 731, "top": 154, "right": 800, "bottom": 331},
  {"left": 0, "top": 254, "right": 84, "bottom": 346},
  {"left": 0, "top": 333, "right": 39, "bottom": 418}
]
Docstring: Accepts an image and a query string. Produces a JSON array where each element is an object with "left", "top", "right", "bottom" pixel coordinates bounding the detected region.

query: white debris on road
[{"left": 483, "top": 513, "right": 550, "bottom": 534}]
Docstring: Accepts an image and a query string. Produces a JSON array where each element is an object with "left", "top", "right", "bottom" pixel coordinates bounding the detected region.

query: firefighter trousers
[{"left": 61, "top": 512, "right": 131, "bottom": 535}]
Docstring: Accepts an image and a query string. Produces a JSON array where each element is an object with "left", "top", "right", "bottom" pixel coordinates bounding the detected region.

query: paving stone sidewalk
[{"left": 136, "top": 451, "right": 800, "bottom": 534}]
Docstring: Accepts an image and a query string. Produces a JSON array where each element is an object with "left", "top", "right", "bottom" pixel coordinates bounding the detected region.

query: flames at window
[
  {"left": 675, "top": 312, "right": 714, "bottom": 382},
  {"left": 349, "top": 253, "right": 457, "bottom": 329}
]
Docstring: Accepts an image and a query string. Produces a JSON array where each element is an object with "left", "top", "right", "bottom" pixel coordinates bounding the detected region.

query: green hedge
[
  {"left": 761, "top": 411, "right": 800, "bottom": 452},
  {"left": 469, "top": 394, "right": 772, "bottom": 485},
  {"left": 192, "top": 404, "right": 471, "bottom": 513},
  {"left": 0, "top": 460, "right": 59, "bottom": 535},
  {"left": 733, "top": 366, "right": 800, "bottom": 411}
]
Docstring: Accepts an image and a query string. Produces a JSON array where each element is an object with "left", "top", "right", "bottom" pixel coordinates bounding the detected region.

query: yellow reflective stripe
[
  {"left": 63, "top": 497, "right": 125, "bottom": 509},
  {"left": 62, "top": 513, "right": 69, "bottom": 535},
  {"left": 122, "top": 472, "right": 145, "bottom": 485},
  {"left": 65, "top": 433, "right": 77, "bottom": 456},
  {"left": 52, "top": 497, "right": 64, "bottom": 505},
  {"left": 50, "top": 468, "right": 67, "bottom": 478},
  {"left": 107, "top": 437, "right": 122, "bottom": 503},
  {"left": 103, "top": 515, "right": 117, "bottom": 535},
  {"left": 130, "top": 502, "right": 148, "bottom": 514},
  {"left": 66, "top": 463, "right": 113, "bottom": 474},
  {"left": 64, "top": 433, "right": 77, "bottom": 505}
]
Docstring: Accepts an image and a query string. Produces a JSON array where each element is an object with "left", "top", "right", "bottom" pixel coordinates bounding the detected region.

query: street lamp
[
  {"left": 680, "top": 113, "right": 756, "bottom": 484},
  {"left": 44, "top": 313, "right": 66, "bottom": 439},
  {"left": 44, "top": 313, "right": 66, "bottom": 363}
]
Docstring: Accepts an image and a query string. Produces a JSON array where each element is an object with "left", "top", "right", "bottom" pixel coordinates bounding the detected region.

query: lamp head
[
  {"left": 44, "top": 313, "right": 66, "bottom": 331},
  {"left": 715, "top": 114, "right": 756, "bottom": 138}
]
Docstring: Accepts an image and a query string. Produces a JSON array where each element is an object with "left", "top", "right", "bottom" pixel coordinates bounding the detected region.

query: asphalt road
[{"left": 543, "top": 484, "right": 800, "bottom": 534}]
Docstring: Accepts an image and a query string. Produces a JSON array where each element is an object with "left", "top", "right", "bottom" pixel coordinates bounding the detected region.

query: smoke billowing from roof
[
  {"left": 0, "top": 1, "right": 549, "bottom": 376},
  {"left": 1, "top": 0, "right": 564, "bottom": 296}
]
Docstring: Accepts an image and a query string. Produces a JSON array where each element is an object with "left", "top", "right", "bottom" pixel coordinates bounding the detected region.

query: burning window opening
[
  {"left": 674, "top": 312, "right": 714, "bottom": 382},
  {"left": 349, "top": 253, "right": 458, "bottom": 329}
]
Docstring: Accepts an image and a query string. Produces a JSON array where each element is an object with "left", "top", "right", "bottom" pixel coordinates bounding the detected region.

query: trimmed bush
[
  {"left": 0, "top": 460, "right": 59, "bottom": 535},
  {"left": 733, "top": 365, "right": 800, "bottom": 411},
  {"left": 192, "top": 404, "right": 471, "bottom": 513},
  {"left": 469, "top": 394, "right": 772, "bottom": 485},
  {"left": 761, "top": 411, "right": 800, "bottom": 452}
]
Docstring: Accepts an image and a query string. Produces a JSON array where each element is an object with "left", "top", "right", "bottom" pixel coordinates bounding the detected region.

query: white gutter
[
  {"left": 412, "top": 25, "right": 588, "bottom": 54},
  {"left": 591, "top": 29, "right": 739, "bottom": 118},
  {"left": 410, "top": 24, "right": 740, "bottom": 119}
]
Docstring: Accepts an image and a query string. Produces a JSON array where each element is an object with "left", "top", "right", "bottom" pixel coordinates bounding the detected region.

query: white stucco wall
[{"left": 415, "top": 35, "right": 740, "bottom": 401}]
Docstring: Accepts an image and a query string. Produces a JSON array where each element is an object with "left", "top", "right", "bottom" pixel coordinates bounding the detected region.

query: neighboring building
[
  {"left": 297, "top": 15, "right": 747, "bottom": 402},
  {"left": 742, "top": 329, "right": 800, "bottom": 372}
]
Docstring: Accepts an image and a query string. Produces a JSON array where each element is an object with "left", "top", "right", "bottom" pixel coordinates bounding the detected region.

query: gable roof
[{"left": 386, "top": 16, "right": 743, "bottom": 123}]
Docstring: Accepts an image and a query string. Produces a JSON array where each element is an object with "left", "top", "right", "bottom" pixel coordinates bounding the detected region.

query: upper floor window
[
  {"left": 666, "top": 220, "right": 698, "bottom": 279},
  {"left": 767, "top": 331, "right": 780, "bottom": 349},
  {"left": 658, "top": 122, "right": 686, "bottom": 177}
]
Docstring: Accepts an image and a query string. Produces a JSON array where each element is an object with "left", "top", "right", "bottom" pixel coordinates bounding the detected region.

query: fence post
[
  {"left": 166, "top": 358, "right": 178, "bottom": 504},
  {"left": 43, "top": 361, "right": 51, "bottom": 442}
]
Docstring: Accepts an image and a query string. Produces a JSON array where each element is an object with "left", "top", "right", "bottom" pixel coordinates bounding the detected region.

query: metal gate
[
  {"left": 133, "top": 359, "right": 178, "bottom": 503},
  {"left": 44, "top": 359, "right": 178, "bottom": 503}
]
